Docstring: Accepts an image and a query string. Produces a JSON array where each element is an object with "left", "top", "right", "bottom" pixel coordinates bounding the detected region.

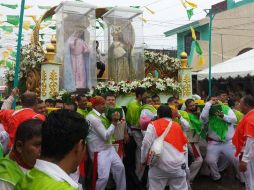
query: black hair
[
  {"left": 142, "top": 96, "right": 151, "bottom": 104},
  {"left": 167, "top": 96, "right": 176, "bottom": 103},
  {"left": 185, "top": 98, "right": 194, "bottom": 107},
  {"left": 55, "top": 99, "right": 64, "bottom": 104},
  {"left": 243, "top": 95, "right": 254, "bottom": 108},
  {"left": 41, "top": 109, "right": 89, "bottom": 161},
  {"left": 37, "top": 98, "right": 44, "bottom": 104},
  {"left": 152, "top": 94, "right": 160, "bottom": 99},
  {"left": 216, "top": 90, "right": 228, "bottom": 97},
  {"left": 157, "top": 105, "right": 172, "bottom": 118},
  {"left": 228, "top": 98, "right": 236, "bottom": 108},
  {"left": 14, "top": 119, "right": 43, "bottom": 151},
  {"left": 65, "top": 102, "right": 78, "bottom": 112},
  {"left": 135, "top": 87, "right": 146, "bottom": 98},
  {"left": 105, "top": 93, "right": 116, "bottom": 99},
  {"left": 76, "top": 95, "right": 87, "bottom": 102},
  {"left": 45, "top": 99, "right": 54, "bottom": 104},
  {"left": 20, "top": 91, "right": 37, "bottom": 108}
]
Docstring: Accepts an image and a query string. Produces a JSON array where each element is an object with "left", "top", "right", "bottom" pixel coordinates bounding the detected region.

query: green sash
[
  {"left": 141, "top": 104, "right": 157, "bottom": 114},
  {"left": 126, "top": 100, "right": 142, "bottom": 127},
  {"left": 178, "top": 110, "right": 206, "bottom": 139},
  {"left": 188, "top": 113, "right": 206, "bottom": 139},
  {"left": 0, "top": 156, "right": 24, "bottom": 186},
  {"left": 88, "top": 110, "right": 114, "bottom": 144},
  {"left": 208, "top": 105, "right": 230, "bottom": 141},
  {"left": 14, "top": 168, "right": 77, "bottom": 190},
  {"left": 77, "top": 108, "right": 89, "bottom": 118}
]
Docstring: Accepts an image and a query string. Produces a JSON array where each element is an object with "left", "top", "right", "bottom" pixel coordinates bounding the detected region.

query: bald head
[{"left": 20, "top": 91, "right": 38, "bottom": 108}]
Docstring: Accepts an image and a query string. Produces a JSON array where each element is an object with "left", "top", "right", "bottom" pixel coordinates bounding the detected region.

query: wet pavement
[{"left": 192, "top": 167, "right": 245, "bottom": 190}]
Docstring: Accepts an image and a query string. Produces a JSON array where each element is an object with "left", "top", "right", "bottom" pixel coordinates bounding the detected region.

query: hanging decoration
[
  {"left": 180, "top": 0, "right": 205, "bottom": 68},
  {"left": 6, "top": 15, "right": 20, "bottom": 26},
  {"left": 0, "top": 3, "right": 18, "bottom": 9}
]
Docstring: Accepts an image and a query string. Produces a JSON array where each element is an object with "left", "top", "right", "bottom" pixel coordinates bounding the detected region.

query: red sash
[
  {"left": 233, "top": 110, "right": 254, "bottom": 156},
  {"left": 91, "top": 152, "right": 98, "bottom": 190},
  {"left": 152, "top": 118, "right": 188, "bottom": 153}
]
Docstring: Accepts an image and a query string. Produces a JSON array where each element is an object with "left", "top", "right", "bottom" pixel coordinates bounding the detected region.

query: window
[{"left": 184, "top": 31, "right": 200, "bottom": 55}]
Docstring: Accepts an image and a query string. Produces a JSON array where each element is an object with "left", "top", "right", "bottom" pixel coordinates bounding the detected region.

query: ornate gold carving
[
  {"left": 49, "top": 70, "right": 58, "bottom": 96},
  {"left": 182, "top": 74, "right": 191, "bottom": 97},
  {"left": 41, "top": 70, "right": 47, "bottom": 97}
]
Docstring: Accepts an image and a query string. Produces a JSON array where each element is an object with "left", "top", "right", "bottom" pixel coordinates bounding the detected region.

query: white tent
[{"left": 197, "top": 49, "right": 254, "bottom": 80}]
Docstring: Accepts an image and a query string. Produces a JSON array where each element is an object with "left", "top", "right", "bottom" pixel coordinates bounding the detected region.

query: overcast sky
[{"left": 3, "top": 0, "right": 223, "bottom": 49}]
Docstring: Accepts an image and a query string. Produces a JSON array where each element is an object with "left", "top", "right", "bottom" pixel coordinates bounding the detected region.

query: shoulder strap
[{"left": 160, "top": 120, "right": 173, "bottom": 139}]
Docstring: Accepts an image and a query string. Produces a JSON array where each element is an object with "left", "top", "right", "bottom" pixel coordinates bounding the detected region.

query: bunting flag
[
  {"left": 6, "top": 15, "right": 19, "bottom": 26},
  {"left": 140, "top": 17, "right": 148, "bottom": 23},
  {"left": 2, "top": 50, "right": 10, "bottom": 59},
  {"left": 180, "top": 0, "right": 188, "bottom": 9},
  {"left": 185, "top": 0, "right": 197, "bottom": 8},
  {"left": 24, "top": 5, "right": 33, "bottom": 9},
  {"left": 0, "top": 3, "right": 18, "bottom": 9},
  {"left": 22, "top": 21, "right": 31, "bottom": 30},
  {"left": 25, "top": 15, "right": 37, "bottom": 22},
  {"left": 38, "top": 5, "right": 51, "bottom": 10},
  {"left": 190, "top": 26, "right": 196, "bottom": 40},
  {"left": 187, "top": 9, "right": 193, "bottom": 20},
  {"left": 0, "top": 26, "right": 13, "bottom": 33},
  {"left": 144, "top": 6, "right": 155, "bottom": 14},
  {"left": 195, "top": 40, "right": 202, "bottom": 55},
  {"left": 195, "top": 40, "right": 205, "bottom": 68}
]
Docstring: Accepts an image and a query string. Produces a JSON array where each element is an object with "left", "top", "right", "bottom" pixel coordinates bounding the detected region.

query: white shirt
[
  {"left": 35, "top": 159, "right": 78, "bottom": 189},
  {"left": 86, "top": 109, "right": 115, "bottom": 154},
  {"left": 242, "top": 137, "right": 254, "bottom": 163},
  {"left": 1, "top": 95, "right": 14, "bottom": 110},
  {"left": 200, "top": 102, "right": 237, "bottom": 142},
  {"left": 141, "top": 118, "right": 186, "bottom": 173}
]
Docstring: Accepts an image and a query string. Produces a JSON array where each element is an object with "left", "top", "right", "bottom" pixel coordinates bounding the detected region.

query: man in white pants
[
  {"left": 233, "top": 95, "right": 254, "bottom": 190},
  {"left": 184, "top": 99, "right": 204, "bottom": 182},
  {"left": 200, "top": 96, "right": 238, "bottom": 181},
  {"left": 86, "top": 96, "right": 126, "bottom": 190},
  {"left": 141, "top": 105, "right": 188, "bottom": 190},
  {"left": 126, "top": 87, "right": 147, "bottom": 180}
]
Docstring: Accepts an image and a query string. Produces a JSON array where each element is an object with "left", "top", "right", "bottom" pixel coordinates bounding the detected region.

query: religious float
[{"left": 4, "top": 1, "right": 194, "bottom": 104}]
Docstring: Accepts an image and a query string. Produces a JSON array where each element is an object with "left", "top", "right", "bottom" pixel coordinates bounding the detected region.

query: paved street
[{"left": 192, "top": 167, "right": 245, "bottom": 190}]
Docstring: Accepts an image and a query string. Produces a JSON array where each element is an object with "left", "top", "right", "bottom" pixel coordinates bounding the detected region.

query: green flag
[
  {"left": 187, "top": 9, "right": 193, "bottom": 20},
  {"left": 38, "top": 5, "right": 51, "bottom": 9},
  {"left": 40, "top": 41, "right": 45, "bottom": 46},
  {"left": 10, "top": 51, "right": 16, "bottom": 58},
  {"left": 6, "top": 15, "right": 20, "bottom": 26},
  {"left": 0, "top": 3, "right": 18, "bottom": 9},
  {"left": 0, "top": 26, "right": 13, "bottom": 33},
  {"left": 195, "top": 40, "right": 203, "bottom": 55}
]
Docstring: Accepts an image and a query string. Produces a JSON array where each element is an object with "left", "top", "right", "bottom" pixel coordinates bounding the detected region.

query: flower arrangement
[
  {"left": 5, "top": 44, "right": 45, "bottom": 84},
  {"left": 144, "top": 51, "right": 180, "bottom": 73},
  {"left": 93, "top": 77, "right": 181, "bottom": 96}
]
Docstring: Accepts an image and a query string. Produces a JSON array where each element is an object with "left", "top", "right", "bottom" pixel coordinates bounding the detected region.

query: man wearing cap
[{"left": 86, "top": 96, "right": 126, "bottom": 190}]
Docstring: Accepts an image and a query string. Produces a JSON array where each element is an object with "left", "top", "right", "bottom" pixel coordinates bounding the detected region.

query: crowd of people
[{"left": 0, "top": 87, "right": 253, "bottom": 190}]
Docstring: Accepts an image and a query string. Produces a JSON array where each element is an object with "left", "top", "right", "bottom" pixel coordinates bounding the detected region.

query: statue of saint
[
  {"left": 64, "top": 30, "right": 90, "bottom": 91},
  {"left": 108, "top": 22, "right": 135, "bottom": 82}
]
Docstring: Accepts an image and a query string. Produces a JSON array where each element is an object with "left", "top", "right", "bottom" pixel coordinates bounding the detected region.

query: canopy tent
[{"left": 197, "top": 49, "right": 254, "bottom": 80}]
